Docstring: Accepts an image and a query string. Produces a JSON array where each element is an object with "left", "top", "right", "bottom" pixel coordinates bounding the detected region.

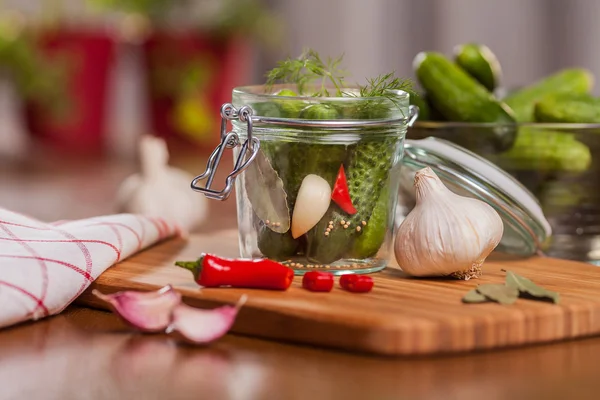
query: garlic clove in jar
[
  {"left": 291, "top": 174, "right": 332, "bottom": 239},
  {"left": 394, "top": 167, "right": 503, "bottom": 280}
]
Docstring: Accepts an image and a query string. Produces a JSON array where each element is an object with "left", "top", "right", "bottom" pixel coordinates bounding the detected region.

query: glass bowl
[{"left": 406, "top": 121, "right": 600, "bottom": 263}]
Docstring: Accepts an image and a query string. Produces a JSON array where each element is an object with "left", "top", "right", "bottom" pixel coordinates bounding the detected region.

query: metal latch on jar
[
  {"left": 190, "top": 103, "right": 260, "bottom": 200},
  {"left": 191, "top": 103, "right": 420, "bottom": 201}
]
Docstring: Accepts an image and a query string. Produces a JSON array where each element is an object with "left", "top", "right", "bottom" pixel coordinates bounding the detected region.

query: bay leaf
[
  {"left": 476, "top": 283, "right": 519, "bottom": 305},
  {"left": 462, "top": 289, "right": 490, "bottom": 304},
  {"left": 505, "top": 271, "right": 560, "bottom": 304},
  {"left": 244, "top": 149, "right": 290, "bottom": 233}
]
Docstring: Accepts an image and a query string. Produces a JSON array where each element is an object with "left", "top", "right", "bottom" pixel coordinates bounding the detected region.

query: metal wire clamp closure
[{"left": 190, "top": 103, "right": 260, "bottom": 200}]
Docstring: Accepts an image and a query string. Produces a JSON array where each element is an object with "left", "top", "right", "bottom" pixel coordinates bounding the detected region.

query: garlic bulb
[
  {"left": 115, "top": 135, "right": 208, "bottom": 235},
  {"left": 394, "top": 167, "right": 503, "bottom": 280}
]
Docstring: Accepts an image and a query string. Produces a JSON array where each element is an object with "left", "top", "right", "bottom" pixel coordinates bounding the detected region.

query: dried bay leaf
[
  {"left": 505, "top": 271, "right": 560, "bottom": 304},
  {"left": 462, "top": 289, "right": 490, "bottom": 303},
  {"left": 476, "top": 283, "right": 519, "bottom": 305},
  {"left": 244, "top": 149, "right": 290, "bottom": 233}
]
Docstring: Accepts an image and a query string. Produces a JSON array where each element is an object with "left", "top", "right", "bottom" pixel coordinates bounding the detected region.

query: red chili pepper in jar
[
  {"left": 331, "top": 164, "right": 357, "bottom": 215},
  {"left": 175, "top": 254, "right": 294, "bottom": 290},
  {"left": 339, "top": 274, "right": 374, "bottom": 293},
  {"left": 302, "top": 271, "right": 334, "bottom": 292}
]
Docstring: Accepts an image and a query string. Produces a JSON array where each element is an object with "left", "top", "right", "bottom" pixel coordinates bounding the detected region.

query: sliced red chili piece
[
  {"left": 302, "top": 271, "right": 334, "bottom": 292},
  {"left": 331, "top": 164, "right": 357, "bottom": 215},
  {"left": 339, "top": 274, "right": 374, "bottom": 293}
]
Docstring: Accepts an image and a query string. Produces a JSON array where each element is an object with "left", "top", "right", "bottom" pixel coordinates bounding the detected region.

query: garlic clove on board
[
  {"left": 166, "top": 295, "right": 247, "bottom": 345},
  {"left": 115, "top": 135, "right": 208, "bottom": 235},
  {"left": 394, "top": 167, "right": 503, "bottom": 280},
  {"left": 92, "top": 285, "right": 182, "bottom": 332}
]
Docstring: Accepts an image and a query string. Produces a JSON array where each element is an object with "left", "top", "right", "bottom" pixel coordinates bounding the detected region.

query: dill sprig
[
  {"left": 360, "top": 72, "right": 416, "bottom": 101},
  {"left": 265, "top": 48, "right": 347, "bottom": 96},
  {"left": 265, "top": 48, "right": 415, "bottom": 109}
]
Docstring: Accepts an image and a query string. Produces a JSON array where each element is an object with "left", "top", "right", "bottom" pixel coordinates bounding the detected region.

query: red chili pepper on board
[
  {"left": 302, "top": 271, "right": 334, "bottom": 292},
  {"left": 339, "top": 274, "right": 374, "bottom": 293},
  {"left": 331, "top": 164, "right": 357, "bottom": 215},
  {"left": 175, "top": 254, "right": 294, "bottom": 290}
]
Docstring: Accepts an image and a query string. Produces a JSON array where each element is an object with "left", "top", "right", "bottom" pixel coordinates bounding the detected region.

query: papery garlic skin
[
  {"left": 115, "top": 135, "right": 208, "bottom": 235},
  {"left": 394, "top": 167, "right": 503, "bottom": 280}
]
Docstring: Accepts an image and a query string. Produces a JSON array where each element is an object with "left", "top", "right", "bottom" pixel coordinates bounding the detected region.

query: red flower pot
[
  {"left": 142, "top": 30, "right": 251, "bottom": 154},
  {"left": 25, "top": 28, "right": 115, "bottom": 156}
]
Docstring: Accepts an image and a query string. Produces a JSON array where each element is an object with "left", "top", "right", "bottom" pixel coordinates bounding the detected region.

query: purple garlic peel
[
  {"left": 167, "top": 295, "right": 247, "bottom": 345},
  {"left": 92, "top": 285, "right": 182, "bottom": 332}
]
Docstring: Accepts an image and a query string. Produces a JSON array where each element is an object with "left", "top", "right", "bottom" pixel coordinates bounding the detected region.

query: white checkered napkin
[{"left": 0, "top": 208, "right": 180, "bottom": 329}]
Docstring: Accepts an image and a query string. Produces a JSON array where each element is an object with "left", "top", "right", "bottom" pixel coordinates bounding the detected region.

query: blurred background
[{"left": 1, "top": 0, "right": 599, "bottom": 224}]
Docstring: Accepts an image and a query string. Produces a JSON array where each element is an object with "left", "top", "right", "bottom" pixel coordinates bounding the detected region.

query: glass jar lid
[{"left": 401, "top": 137, "right": 551, "bottom": 256}]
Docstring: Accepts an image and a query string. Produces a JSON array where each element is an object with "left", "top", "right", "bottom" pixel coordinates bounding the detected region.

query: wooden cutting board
[{"left": 77, "top": 229, "right": 600, "bottom": 356}]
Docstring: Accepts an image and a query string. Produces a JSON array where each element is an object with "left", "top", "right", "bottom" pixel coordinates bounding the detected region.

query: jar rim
[{"left": 232, "top": 84, "right": 410, "bottom": 102}]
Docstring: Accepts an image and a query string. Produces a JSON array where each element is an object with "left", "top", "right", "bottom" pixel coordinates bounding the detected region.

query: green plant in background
[
  {"left": 88, "top": 0, "right": 283, "bottom": 144},
  {"left": 88, "top": 0, "right": 173, "bottom": 21},
  {"left": 88, "top": 0, "right": 283, "bottom": 45},
  {"left": 171, "top": 56, "right": 218, "bottom": 142},
  {"left": 0, "top": 14, "right": 67, "bottom": 116}
]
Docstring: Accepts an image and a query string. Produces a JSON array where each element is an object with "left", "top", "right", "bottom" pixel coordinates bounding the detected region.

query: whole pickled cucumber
[
  {"left": 256, "top": 223, "right": 299, "bottom": 260},
  {"left": 534, "top": 93, "right": 600, "bottom": 123},
  {"left": 504, "top": 68, "right": 594, "bottom": 122},
  {"left": 497, "top": 128, "right": 591, "bottom": 173},
  {"left": 305, "top": 138, "right": 399, "bottom": 264},
  {"left": 276, "top": 89, "right": 308, "bottom": 118},
  {"left": 349, "top": 184, "right": 390, "bottom": 259},
  {"left": 300, "top": 104, "right": 339, "bottom": 119}
]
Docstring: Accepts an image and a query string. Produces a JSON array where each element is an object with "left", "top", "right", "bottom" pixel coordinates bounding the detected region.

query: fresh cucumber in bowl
[
  {"left": 413, "top": 51, "right": 517, "bottom": 151},
  {"left": 504, "top": 68, "right": 594, "bottom": 122},
  {"left": 534, "top": 93, "right": 600, "bottom": 123},
  {"left": 454, "top": 43, "right": 502, "bottom": 92}
]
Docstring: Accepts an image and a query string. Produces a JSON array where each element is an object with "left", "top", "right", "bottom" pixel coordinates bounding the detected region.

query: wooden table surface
[{"left": 1, "top": 151, "right": 600, "bottom": 399}]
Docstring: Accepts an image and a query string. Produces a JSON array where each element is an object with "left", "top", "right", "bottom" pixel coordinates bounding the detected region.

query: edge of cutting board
[{"left": 77, "top": 229, "right": 600, "bottom": 356}]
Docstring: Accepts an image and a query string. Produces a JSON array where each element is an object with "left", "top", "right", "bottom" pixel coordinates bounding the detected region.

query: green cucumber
[
  {"left": 256, "top": 223, "right": 299, "bottom": 260},
  {"left": 454, "top": 43, "right": 502, "bottom": 91},
  {"left": 349, "top": 184, "right": 390, "bottom": 259},
  {"left": 534, "top": 93, "right": 600, "bottom": 123},
  {"left": 300, "top": 104, "right": 339, "bottom": 119},
  {"left": 414, "top": 52, "right": 514, "bottom": 123},
  {"left": 497, "top": 128, "right": 591, "bottom": 173},
  {"left": 276, "top": 89, "right": 309, "bottom": 118},
  {"left": 504, "top": 68, "right": 594, "bottom": 122},
  {"left": 409, "top": 92, "right": 431, "bottom": 121},
  {"left": 414, "top": 52, "right": 516, "bottom": 150},
  {"left": 305, "top": 138, "right": 399, "bottom": 264}
]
